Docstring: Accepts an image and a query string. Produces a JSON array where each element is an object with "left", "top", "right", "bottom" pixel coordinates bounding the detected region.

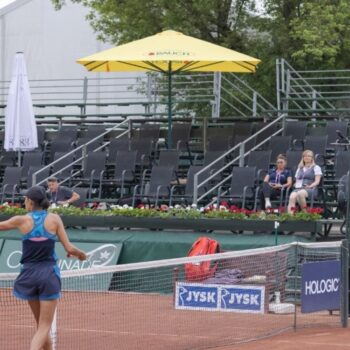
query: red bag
[{"left": 185, "top": 237, "right": 220, "bottom": 282}]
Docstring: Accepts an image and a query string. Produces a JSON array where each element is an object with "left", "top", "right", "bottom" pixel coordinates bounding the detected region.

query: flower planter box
[
  {"left": 0, "top": 214, "right": 322, "bottom": 235},
  {"left": 278, "top": 220, "right": 321, "bottom": 233},
  {"left": 62, "top": 215, "right": 107, "bottom": 227},
  {"left": 60, "top": 216, "right": 321, "bottom": 234}
]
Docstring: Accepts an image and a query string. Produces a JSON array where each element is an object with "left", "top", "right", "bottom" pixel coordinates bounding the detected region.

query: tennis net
[{"left": 0, "top": 240, "right": 347, "bottom": 350}]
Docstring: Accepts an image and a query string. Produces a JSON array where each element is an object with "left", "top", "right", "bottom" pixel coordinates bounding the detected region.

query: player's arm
[
  {"left": 0, "top": 216, "right": 24, "bottom": 231},
  {"left": 54, "top": 214, "right": 87, "bottom": 261}
]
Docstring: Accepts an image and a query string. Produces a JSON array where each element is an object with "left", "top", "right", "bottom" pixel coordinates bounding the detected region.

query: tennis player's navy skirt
[{"left": 13, "top": 262, "right": 61, "bottom": 301}]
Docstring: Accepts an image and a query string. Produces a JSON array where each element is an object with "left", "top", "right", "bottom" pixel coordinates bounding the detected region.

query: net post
[
  {"left": 293, "top": 242, "right": 298, "bottom": 331},
  {"left": 341, "top": 239, "right": 349, "bottom": 327},
  {"left": 274, "top": 221, "right": 280, "bottom": 246},
  {"left": 173, "top": 267, "right": 179, "bottom": 306}
]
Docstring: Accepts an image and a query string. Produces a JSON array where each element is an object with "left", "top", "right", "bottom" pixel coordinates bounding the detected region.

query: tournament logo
[
  {"left": 4, "top": 244, "right": 119, "bottom": 271},
  {"left": 59, "top": 244, "right": 119, "bottom": 270}
]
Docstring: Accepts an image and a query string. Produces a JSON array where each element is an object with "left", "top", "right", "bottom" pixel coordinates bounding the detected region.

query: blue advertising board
[
  {"left": 175, "top": 282, "right": 265, "bottom": 314},
  {"left": 220, "top": 286, "right": 264, "bottom": 312},
  {"left": 301, "top": 260, "right": 341, "bottom": 313}
]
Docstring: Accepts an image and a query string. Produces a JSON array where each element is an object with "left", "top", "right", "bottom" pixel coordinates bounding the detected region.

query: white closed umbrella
[{"left": 4, "top": 52, "right": 38, "bottom": 164}]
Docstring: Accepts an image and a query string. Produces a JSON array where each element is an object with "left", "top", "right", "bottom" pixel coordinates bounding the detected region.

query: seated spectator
[
  {"left": 261, "top": 154, "right": 292, "bottom": 209},
  {"left": 337, "top": 174, "right": 349, "bottom": 216},
  {"left": 47, "top": 177, "right": 80, "bottom": 206},
  {"left": 287, "top": 150, "right": 322, "bottom": 214}
]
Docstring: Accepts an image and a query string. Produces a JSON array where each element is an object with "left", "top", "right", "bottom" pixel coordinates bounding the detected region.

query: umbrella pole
[
  {"left": 167, "top": 63, "right": 172, "bottom": 149},
  {"left": 18, "top": 150, "right": 21, "bottom": 167}
]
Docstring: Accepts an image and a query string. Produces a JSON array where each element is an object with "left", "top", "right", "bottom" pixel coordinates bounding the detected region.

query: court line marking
[
  {"left": 8, "top": 324, "right": 279, "bottom": 340},
  {"left": 9, "top": 324, "right": 211, "bottom": 339},
  {"left": 277, "top": 340, "right": 350, "bottom": 348}
]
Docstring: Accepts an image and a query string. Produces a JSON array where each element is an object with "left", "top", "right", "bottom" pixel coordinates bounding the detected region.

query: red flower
[
  {"left": 306, "top": 207, "right": 324, "bottom": 214},
  {"left": 229, "top": 205, "right": 240, "bottom": 213},
  {"left": 278, "top": 206, "right": 286, "bottom": 213},
  {"left": 160, "top": 204, "right": 169, "bottom": 212},
  {"left": 220, "top": 201, "right": 229, "bottom": 209}
]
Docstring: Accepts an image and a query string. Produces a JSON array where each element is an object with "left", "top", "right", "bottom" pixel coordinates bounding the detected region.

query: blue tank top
[{"left": 20, "top": 211, "right": 58, "bottom": 264}]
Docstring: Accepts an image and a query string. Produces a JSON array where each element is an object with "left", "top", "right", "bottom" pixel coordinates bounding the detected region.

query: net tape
[{"left": 0, "top": 240, "right": 343, "bottom": 281}]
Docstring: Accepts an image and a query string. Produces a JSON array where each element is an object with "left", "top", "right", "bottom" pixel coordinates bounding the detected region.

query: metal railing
[
  {"left": 0, "top": 72, "right": 277, "bottom": 119},
  {"left": 32, "top": 118, "right": 131, "bottom": 186},
  {"left": 276, "top": 59, "right": 340, "bottom": 116},
  {"left": 0, "top": 74, "right": 215, "bottom": 117},
  {"left": 221, "top": 73, "right": 277, "bottom": 117},
  {"left": 192, "top": 114, "right": 287, "bottom": 205}
]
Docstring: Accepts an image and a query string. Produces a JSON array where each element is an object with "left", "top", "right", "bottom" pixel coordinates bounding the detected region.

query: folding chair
[
  {"left": 132, "top": 165, "right": 175, "bottom": 207},
  {"left": 217, "top": 166, "right": 259, "bottom": 210}
]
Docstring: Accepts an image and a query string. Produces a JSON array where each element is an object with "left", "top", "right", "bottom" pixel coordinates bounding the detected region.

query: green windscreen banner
[
  {"left": 0, "top": 240, "right": 122, "bottom": 291},
  {"left": 0, "top": 239, "right": 3, "bottom": 260}
]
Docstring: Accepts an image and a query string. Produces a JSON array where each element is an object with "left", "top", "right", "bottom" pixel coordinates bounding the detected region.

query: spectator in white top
[{"left": 287, "top": 150, "right": 322, "bottom": 213}]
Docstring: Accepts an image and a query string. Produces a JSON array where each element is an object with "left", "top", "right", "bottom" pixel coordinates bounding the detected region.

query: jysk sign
[
  {"left": 301, "top": 260, "right": 341, "bottom": 313},
  {"left": 175, "top": 282, "right": 265, "bottom": 314}
]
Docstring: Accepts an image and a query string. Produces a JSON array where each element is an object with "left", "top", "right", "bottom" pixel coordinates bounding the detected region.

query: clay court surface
[
  {"left": 218, "top": 327, "right": 350, "bottom": 350},
  {"left": 0, "top": 289, "right": 346, "bottom": 350}
]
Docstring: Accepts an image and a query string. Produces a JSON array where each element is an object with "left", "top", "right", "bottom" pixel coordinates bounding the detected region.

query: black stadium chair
[
  {"left": 286, "top": 150, "right": 302, "bottom": 176},
  {"left": 73, "top": 151, "right": 106, "bottom": 199},
  {"left": 51, "top": 152, "right": 74, "bottom": 181},
  {"left": 284, "top": 120, "right": 307, "bottom": 143},
  {"left": 137, "top": 123, "right": 160, "bottom": 141},
  {"left": 107, "top": 138, "right": 130, "bottom": 164},
  {"left": 170, "top": 165, "right": 211, "bottom": 206},
  {"left": 247, "top": 150, "right": 272, "bottom": 180},
  {"left": 132, "top": 165, "right": 175, "bottom": 207},
  {"left": 102, "top": 150, "right": 137, "bottom": 199},
  {"left": 20, "top": 151, "right": 43, "bottom": 181},
  {"left": 26, "top": 166, "right": 50, "bottom": 188},
  {"left": 325, "top": 121, "right": 348, "bottom": 150},
  {"left": 217, "top": 166, "right": 259, "bottom": 210},
  {"left": 0, "top": 167, "right": 22, "bottom": 203},
  {"left": 268, "top": 136, "right": 292, "bottom": 160}
]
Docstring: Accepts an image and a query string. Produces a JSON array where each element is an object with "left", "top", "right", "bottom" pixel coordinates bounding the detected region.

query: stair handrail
[
  {"left": 32, "top": 118, "right": 131, "bottom": 186},
  {"left": 192, "top": 114, "right": 286, "bottom": 205}
]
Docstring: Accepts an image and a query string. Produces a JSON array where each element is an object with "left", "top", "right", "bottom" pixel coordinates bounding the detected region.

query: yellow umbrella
[{"left": 77, "top": 30, "right": 260, "bottom": 147}]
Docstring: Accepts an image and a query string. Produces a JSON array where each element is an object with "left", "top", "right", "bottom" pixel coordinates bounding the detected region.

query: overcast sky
[{"left": 0, "top": 0, "right": 16, "bottom": 9}]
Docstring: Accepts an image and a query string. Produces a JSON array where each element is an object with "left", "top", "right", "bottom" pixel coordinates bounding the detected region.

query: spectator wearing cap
[{"left": 47, "top": 177, "right": 80, "bottom": 206}]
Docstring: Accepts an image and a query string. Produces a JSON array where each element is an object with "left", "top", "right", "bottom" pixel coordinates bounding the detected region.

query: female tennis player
[{"left": 0, "top": 186, "right": 86, "bottom": 350}]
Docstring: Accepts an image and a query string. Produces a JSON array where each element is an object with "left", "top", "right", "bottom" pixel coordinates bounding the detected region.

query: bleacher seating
[{"left": 0, "top": 116, "right": 348, "bottom": 224}]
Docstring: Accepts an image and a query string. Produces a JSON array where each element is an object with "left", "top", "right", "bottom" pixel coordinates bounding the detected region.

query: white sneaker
[{"left": 265, "top": 198, "right": 271, "bottom": 209}]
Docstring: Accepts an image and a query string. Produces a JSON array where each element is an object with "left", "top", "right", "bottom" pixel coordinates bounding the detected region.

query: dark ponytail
[{"left": 39, "top": 197, "right": 50, "bottom": 210}]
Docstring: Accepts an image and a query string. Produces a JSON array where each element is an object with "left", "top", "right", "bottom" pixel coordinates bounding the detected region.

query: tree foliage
[
  {"left": 52, "top": 0, "right": 350, "bottom": 110},
  {"left": 52, "top": 0, "right": 256, "bottom": 51}
]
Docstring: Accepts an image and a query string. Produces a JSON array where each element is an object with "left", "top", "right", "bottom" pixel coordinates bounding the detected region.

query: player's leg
[
  {"left": 30, "top": 300, "right": 57, "bottom": 350},
  {"left": 28, "top": 300, "right": 53, "bottom": 350}
]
